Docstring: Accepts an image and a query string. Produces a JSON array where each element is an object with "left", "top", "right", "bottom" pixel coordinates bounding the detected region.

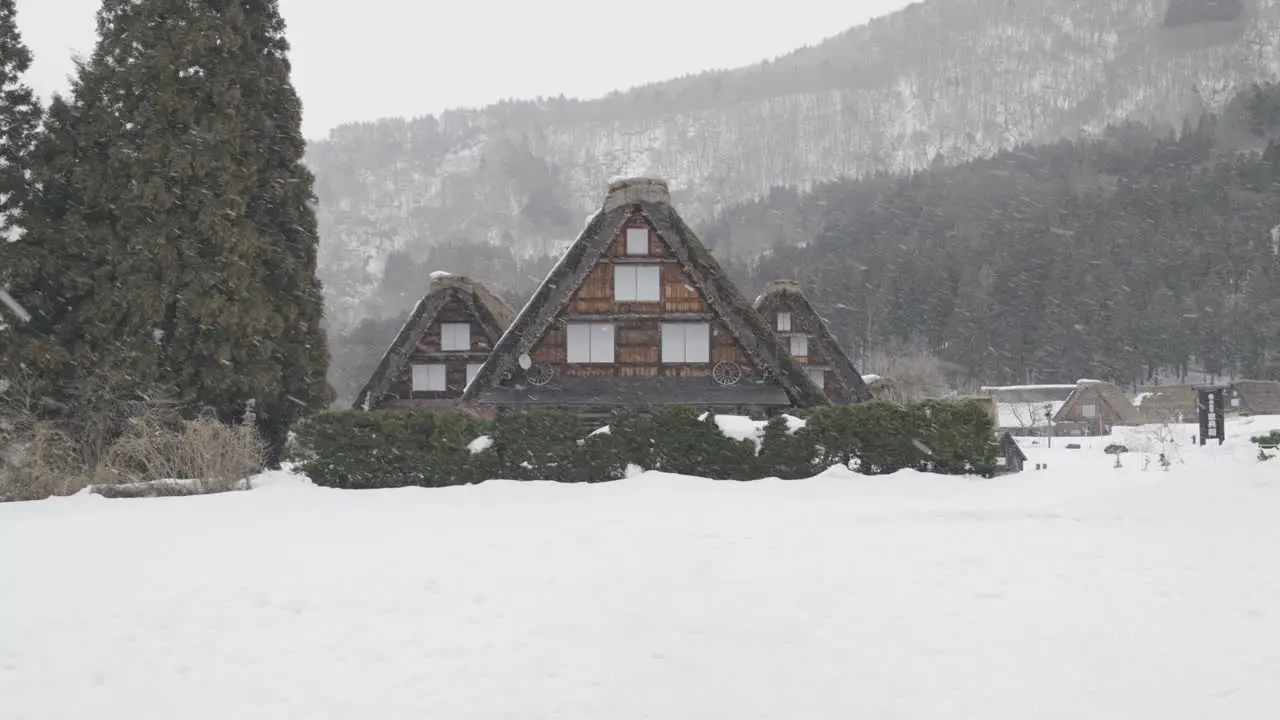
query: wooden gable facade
[
  {"left": 462, "top": 178, "right": 827, "bottom": 419},
  {"left": 752, "top": 280, "right": 872, "bottom": 404},
  {"left": 353, "top": 274, "right": 516, "bottom": 411}
]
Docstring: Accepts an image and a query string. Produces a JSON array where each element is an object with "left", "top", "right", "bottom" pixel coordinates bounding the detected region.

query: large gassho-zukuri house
[
  {"left": 353, "top": 273, "right": 517, "bottom": 411},
  {"left": 752, "top": 279, "right": 873, "bottom": 404},
  {"left": 461, "top": 177, "right": 828, "bottom": 420}
]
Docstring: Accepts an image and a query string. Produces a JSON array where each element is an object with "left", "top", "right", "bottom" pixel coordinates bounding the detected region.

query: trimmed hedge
[{"left": 292, "top": 400, "right": 998, "bottom": 489}]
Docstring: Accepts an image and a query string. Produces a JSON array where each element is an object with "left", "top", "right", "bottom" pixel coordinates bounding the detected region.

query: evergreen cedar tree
[
  {"left": 2, "top": 0, "right": 331, "bottom": 458},
  {"left": 0, "top": 0, "right": 40, "bottom": 243}
]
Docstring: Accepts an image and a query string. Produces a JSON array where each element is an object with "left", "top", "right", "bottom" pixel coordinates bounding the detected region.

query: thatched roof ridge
[
  {"left": 752, "top": 279, "right": 871, "bottom": 403},
  {"left": 352, "top": 273, "right": 516, "bottom": 410},
  {"left": 462, "top": 183, "right": 827, "bottom": 409}
]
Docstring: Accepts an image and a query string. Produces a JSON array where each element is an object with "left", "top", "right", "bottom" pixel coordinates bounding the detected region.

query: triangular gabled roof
[
  {"left": 1053, "top": 380, "right": 1143, "bottom": 425},
  {"left": 753, "top": 279, "right": 872, "bottom": 403},
  {"left": 352, "top": 273, "right": 516, "bottom": 410},
  {"left": 462, "top": 177, "right": 827, "bottom": 409}
]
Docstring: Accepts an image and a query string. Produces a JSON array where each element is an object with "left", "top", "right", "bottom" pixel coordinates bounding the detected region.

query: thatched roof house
[
  {"left": 1052, "top": 380, "right": 1143, "bottom": 435},
  {"left": 353, "top": 273, "right": 517, "bottom": 411},
  {"left": 752, "top": 280, "right": 871, "bottom": 404},
  {"left": 1231, "top": 380, "right": 1280, "bottom": 415},
  {"left": 1134, "top": 385, "right": 1200, "bottom": 424},
  {"left": 462, "top": 177, "right": 826, "bottom": 419}
]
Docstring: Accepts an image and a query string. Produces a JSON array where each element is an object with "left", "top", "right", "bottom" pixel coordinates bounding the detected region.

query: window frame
[
  {"left": 465, "top": 362, "right": 483, "bottom": 389},
  {"left": 625, "top": 227, "right": 649, "bottom": 256},
  {"left": 806, "top": 368, "right": 825, "bottom": 388},
  {"left": 614, "top": 265, "right": 660, "bottom": 302},
  {"left": 567, "top": 323, "right": 615, "bottom": 364},
  {"left": 662, "top": 322, "right": 711, "bottom": 363},
  {"left": 411, "top": 363, "right": 447, "bottom": 392},
  {"left": 790, "top": 334, "right": 809, "bottom": 358},
  {"left": 440, "top": 322, "right": 471, "bottom": 352},
  {"left": 777, "top": 311, "right": 792, "bottom": 332}
]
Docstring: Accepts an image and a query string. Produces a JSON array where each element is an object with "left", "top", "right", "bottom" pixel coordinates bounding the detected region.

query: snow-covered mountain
[{"left": 307, "top": 0, "right": 1280, "bottom": 332}]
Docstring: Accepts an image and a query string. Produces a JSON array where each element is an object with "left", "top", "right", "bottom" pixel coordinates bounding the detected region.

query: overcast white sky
[{"left": 18, "top": 0, "right": 915, "bottom": 139}]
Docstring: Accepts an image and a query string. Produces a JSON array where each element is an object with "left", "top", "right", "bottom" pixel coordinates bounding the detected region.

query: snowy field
[{"left": 3, "top": 419, "right": 1280, "bottom": 719}]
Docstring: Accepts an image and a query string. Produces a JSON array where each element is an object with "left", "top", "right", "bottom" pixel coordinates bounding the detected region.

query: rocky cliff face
[{"left": 307, "top": 0, "right": 1280, "bottom": 333}]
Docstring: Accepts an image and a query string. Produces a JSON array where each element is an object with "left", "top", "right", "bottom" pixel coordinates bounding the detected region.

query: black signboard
[{"left": 1197, "top": 387, "right": 1226, "bottom": 446}]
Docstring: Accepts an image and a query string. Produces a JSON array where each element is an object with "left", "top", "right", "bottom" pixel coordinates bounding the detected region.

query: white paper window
[
  {"left": 790, "top": 334, "right": 808, "bottom": 358},
  {"left": 626, "top": 227, "right": 649, "bottom": 255},
  {"left": 662, "top": 323, "right": 710, "bottom": 363},
  {"left": 777, "top": 312, "right": 791, "bottom": 332},
  {"left": 567, "top": 323, "right": 615, "bottom": 363},
  {"left": 614, "top": 265, "right": 660, "bottom": 302},
  {"left": 1081, "top": 404, "right": 1097, "bottom": 418},
  {"left": 411, "top": 363, "right": 447, "bottom": 392},
  {"left": 465, "top": 363, "right": 483, "bottom": 388},
  {"left": 440, "top": 322, "right": 470, "bottom": 351},
  {"left": 807, "top": 368, "right": 825, "bottom": 388}
]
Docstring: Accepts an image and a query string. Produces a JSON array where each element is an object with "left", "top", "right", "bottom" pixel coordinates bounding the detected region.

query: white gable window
[
  {"left": 567, "top": 323, "right": 615, "bottom": 363},
  {"left": 465, "top": 363, "right": 483, "bottom": 389},
  {"left": 777, "top": 312, "right": 792, "bottom": 332},
  {"left": 625, "top": 227, "right": 649, "bottom": 255},
  {"left": 411, "top": 363, "right": 447, "bottom": 392},
  {"left": 1081, "top": 403, "right": 1097, "bottom": 418},
  {"left": 614, "top": 265, "right": 660, "bottom": 302},
  {"left": 440, "top": 322, "right": 471, "bottom": 351},
  {"left": 807, "top": 368, "right": 825, "bottom": 388},
  {"left": 790, "top": 334, "right": 808, "bottom": 358},
  {"left": 662, "top": 323, "right": 711, "bottom": 363}
]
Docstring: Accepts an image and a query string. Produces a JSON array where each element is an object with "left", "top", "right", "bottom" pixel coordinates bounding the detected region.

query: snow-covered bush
[
  {"left": 293, "top": 409, "right": 489, "bottom": 488},
  {"left": 293, "top": 401, "right": 1000, "bottom": 489}
]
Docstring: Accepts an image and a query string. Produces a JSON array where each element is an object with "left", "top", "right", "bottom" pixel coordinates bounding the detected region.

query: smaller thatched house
[
  {"left": 1230, "top": 380, "right": 1280, "bottom": 416},
  {"left": 1052, "top": 380, "right": 1143, "bottom": 436},
  {"left": 1134, "top": 385, "right": 1200, "bottom": 424},
  {"left": 353, "top": 273, "right": 517, "bottom": 411},
  {"left": 752, "top": 280, "right": 872, "bottom": 404}
]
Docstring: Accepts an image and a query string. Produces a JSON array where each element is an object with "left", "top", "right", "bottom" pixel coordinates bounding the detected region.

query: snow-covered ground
[{"left": 2, "top": 419, "right": 1280, "bottom": 719}]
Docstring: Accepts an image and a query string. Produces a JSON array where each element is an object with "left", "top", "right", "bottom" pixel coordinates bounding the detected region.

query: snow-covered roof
[{"left": 996, "top": 401, "right": 1066, "bottom": 430}]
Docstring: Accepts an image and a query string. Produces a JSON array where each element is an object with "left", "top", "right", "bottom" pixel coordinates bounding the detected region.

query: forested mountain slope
[
  {"left": 726, "top": 84, "right": 1280, "bottom": 389},
  {"left": 309, "top": 0, "right": 1280, "bottom": 338}
]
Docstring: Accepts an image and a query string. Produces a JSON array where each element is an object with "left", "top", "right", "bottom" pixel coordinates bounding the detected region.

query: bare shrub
[
  {"left": 2, "top": 366, "right": 265, "bottom": 501},
  {"left": 0, "top": 370, "right": 91, "bottom": 501},
  {"left": 94, "top": 409, "right": 266, "bottom": 494},
  {"left": 0, "top": 419, "right": 91, "bottom": 501},
  {"left": 862, "top": 341, "right": 949, "bottom": 401}
]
